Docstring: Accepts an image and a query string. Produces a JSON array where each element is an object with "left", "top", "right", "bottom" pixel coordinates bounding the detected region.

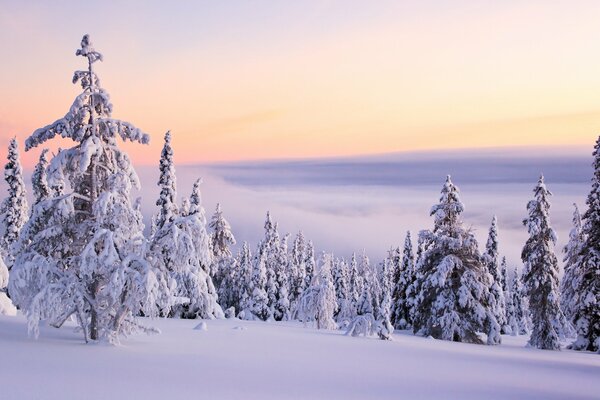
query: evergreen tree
[
  {"left": 483, "top": 216, "right": 508, "bottom": 334},
  {"left": 412, "top": 176, "right": 500, "bottom": 345},
  {"left": 296, "top": 253, "right": 337, "bottom": 330},
  {"left": 570, "top": 137, "right": 600, "bottom": 351},
  {"left": 356, "top": 280, "right": 374, "bottom": 316},
  {"left": 289, "top": 231, "right": 307, "bottom": 314},
  {"left": 10, "top": 35, "right": 167, "bottom": 342},
  {"left": 31, "top": 149, "right": 50, "bottom": 206},
  {"left": 521, "top": 175, "right": 568, "bottom": 350},
  {"left": 237, "top": 242, "right": 255, "bottom": 318},
  {"left": 304, "top": 240, "right": 316, "bottom": 291},
  {"left": 348, "top": 252, "right": 361, "bottom": 315},
  {"left": 392, "top": 232, "right": 415, "bottom": 329},
  {"left": 560, "top": 203, "right": 584, "bottom": 325},
  {"left": 500, "top": 257, "right": 509, "bottom": 294},
  {"left": 0, "top": 138, "right": 28, "bottom": 268},
  {"left": 244, "top": 240, "right": 269, "bottom": 320},
  {"left": 154, "top": 131, "right": 178, "bottom": 233},
  {"left": 332, "top": 257, "right": 352, "bottom": 322},
  {"left": 210, "top": 203, "right": 237, "bottom": 310},
  {"left": 511, "top": 267, "right": 530, "bottom": 335},
  {"left": 274, "top": 233, "right": 291, "bottom": 321},
  {"left": 151, "top": 179, "right": 223, "bottom": 320}
]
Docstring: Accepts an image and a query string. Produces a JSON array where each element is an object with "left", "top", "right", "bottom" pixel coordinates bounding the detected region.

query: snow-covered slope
[{"left": 0, "top": 315, "right": 598, "bottom": 400}]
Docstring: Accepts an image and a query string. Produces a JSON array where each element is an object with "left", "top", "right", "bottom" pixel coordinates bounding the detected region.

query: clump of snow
[
  {"left": 0, "top": 293, "right": 16, "bottom": 316},
  {"left": 193, "top": 321, "right": 208, "bottom": 331}
]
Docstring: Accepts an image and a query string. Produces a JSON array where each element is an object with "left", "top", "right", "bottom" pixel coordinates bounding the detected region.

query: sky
[{"left": 1, "top": 1, "right": 600, "bottom": 167}]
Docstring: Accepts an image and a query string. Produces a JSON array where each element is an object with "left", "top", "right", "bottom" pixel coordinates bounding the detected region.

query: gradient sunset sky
[{"left": 1, "top": 1, "right": 600, "bottom": 167}]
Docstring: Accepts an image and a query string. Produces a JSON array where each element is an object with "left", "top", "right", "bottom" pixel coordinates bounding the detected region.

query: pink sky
[{"left": 1, "top": 1, "right": 600, "bottom": 167}]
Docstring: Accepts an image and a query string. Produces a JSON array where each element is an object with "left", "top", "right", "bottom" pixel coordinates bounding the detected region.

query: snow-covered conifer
[
  {"left": 569, "top": 137, "right": 600, "bottom": 351},
  {"left": 511, "top": 267, "right": 530, "bottom": 335},
  {"left": 289, "top": 231, "right": 307, "bottom": 312},
  {"left": 10, "top": 36, "right": 167, "bottom": 342},
  {"left": 392, "top": 232, "right": 415, "bottom": 329},
  {"left": 31, "top": 149, "right": 50, "bottom": 206},
  {"left": 483, "top": 216, "right": 508, "bottom": 334},
  {"left": 521, "top": 175, "right": 568, "bottom": 350},
  {"left": 412, "top": 176, "right": 500, "bottom": 345},
  {"left": 151, "top": 178, "right": 223, "bottom": 320},
  {"left": 348, "top": 252, "right": 361, "bottom": 315},
  {"left": 0, "top": 138, "right": 28, "bottom": 268},
  {"left": 274, "top": 233, "right": 291, "bottom": 321},
  {"left": 210, "top": 204, "right": 237, "bottom": 310},
  {"left": 560, "top": 203, "right": 584, "bottom": 325},
  {"left": 296, "top": 253, "right": 337, "bottom": 329},
  {"left": 242, "top": 241, "right": 270, "bottom": 320},
  {"left": 154, "top": 131, "right": 178, "bottom": 232},
  {"left": 236, "top": 242, "right": 254, "bottom": 317},
  {"left": 356, "top": 281, "right": 374, "bottom": 316},
  {"left": 332, "top": 257, "right": 352, "bottom": 322},
  {"left": 304, "top": 240, "right": 316, "bottom": 290}
]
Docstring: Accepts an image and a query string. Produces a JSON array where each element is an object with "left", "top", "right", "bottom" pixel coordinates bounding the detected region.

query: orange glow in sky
[{"left": 1, "top": 1, "right": 600, "bottom": 167}]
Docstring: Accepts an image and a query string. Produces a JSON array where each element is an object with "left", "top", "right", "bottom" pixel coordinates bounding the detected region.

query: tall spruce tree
[
  {"left": 154, "top": 131, "right": 178, "bottom": 233},
  {"left": 31, "top": 149, "right": 50, "bottom": 207},
  {"left": 392, "top": 232, "right": 415, "bottom": 329},
  {"left": 560, "top": 203, "right": 584, "bottom": 325},
  {"left": 511, "top": 267, "right": 530, "bottom": 335},
  {"left": 0, "top": 138, "right": 28, "bottom": 268},
  {"left": 296, "top": 253, "right": 337, "bottom": 329},
  {"left": 9, "top": 35, "right": 168, "bottom": 342},
  {"left": 210, "top": 203, "right": 237, "bottom": 310},
  {"left": 289, "top": 231, "right": 307, "bottom": 313},
  {"left": 483, "top": 216, "right": 508, "bottom": 334},
  {"left": 412, "top": 176, "right": 500, "bottom": 345},
  {"left": 570, "top": 137, "right": 600, "bottom": 351},
  {"left": 521, "top": 175, "right": 568, "bottom": 350},
  {"left": 332, "top": 257, "right": 352, "bottom": 322}
]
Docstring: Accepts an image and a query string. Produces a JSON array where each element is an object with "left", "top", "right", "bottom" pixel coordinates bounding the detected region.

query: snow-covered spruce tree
[
  {"left": 210, "top": 203, "right": 237, "bottom": 311},
  {"left": 521, "top": 175, "right": 569, "bottom": 350},
  {"left": 482, "top": 216, "right": 508, "bottom": 334},
  {"left": 304, "top": 240, "right": 316, "bottom": 292},
  {"left": 31, "top": 149, "right": 50, "bottom": 207},
  {"left": 274, "top": 233, "right": 291, "bottom": 321},
  {"left": 569, "top": 137, "right": 600, "bottom": 352},
  {"left": 360, "top": 251, "right": 382, "bottom": 319},
  {"left": 511, "top": 267, "right": 531, "bottom": 335},
  {"left": 241, "top": 240, "right": 270, "bottom": 320},
  {"left": 500, "top": 257, "right": 508, "bottom": 295},
  {"left": 377, "top": 251, "right": 395, "bottom": 339},
  {"left": 154, "top": 179, "right": 223, "bottom": 319},
  {"left": 296, "top": 253, "right": 337, "bottom": 329},
  {"left": 560, "top": 203, "right": 584, "bottom": 325},
  {"left": 9, "top": 35, "right": 168, "bottom": 342},
  {"left": 289, "top": 231, "right": 307, "bottom": 314},
  {"left": 348, "top": 252, "right": 360, "bottom": 315},
  {"left": 236, "top": 242, "right": 255, "bottom": 318},
  {"left": 260, "top": 213, "right": 290, "bottom": 321},
  {"left": 412, "top": 176, "right": 500, "bottom": 345},
  {"left": 0, "top": 138, "right": 29, "bottom": 268},
  {"left": 392, "top": 232, "right": 415, "bottom": 329},
  {"left": 153, "top": 131, "right": 178, "bottom": 236},
  {"left": 332, "top": 257, "right": 352, "bottom": 323}
]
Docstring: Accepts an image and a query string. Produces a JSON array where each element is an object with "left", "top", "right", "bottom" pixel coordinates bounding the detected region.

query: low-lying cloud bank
[{"left": 132, "top": 147, "right": 590, "bottom": 271}]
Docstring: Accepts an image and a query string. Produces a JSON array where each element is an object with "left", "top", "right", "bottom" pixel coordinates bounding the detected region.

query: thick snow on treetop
[
  {"left": 0, "top": 315, "right": 598, "bottom": 400},
  {"left": 25, "top": 34, "right": 149, "bottom": 151}
]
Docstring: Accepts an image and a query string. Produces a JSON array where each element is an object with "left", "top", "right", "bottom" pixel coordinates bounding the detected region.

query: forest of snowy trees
[{"left": 1, "top": 35, "right": 600, "bottom": 352}]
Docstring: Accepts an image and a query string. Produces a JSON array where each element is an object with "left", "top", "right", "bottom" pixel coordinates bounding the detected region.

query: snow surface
[{"left": 0, "top": 315, "right": 598, "bottom": 400}]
